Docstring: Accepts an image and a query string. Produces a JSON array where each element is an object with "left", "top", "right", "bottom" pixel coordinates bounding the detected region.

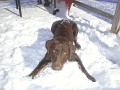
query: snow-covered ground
[
  {"left": 79, "top": 0, "right": 117, "bottom": 15},
  {"left": 0, "top": 0, "right": 120, "bottom": 90}
]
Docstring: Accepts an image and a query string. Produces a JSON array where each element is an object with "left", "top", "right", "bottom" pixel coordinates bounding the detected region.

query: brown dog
[{"left": 28, "top": 20, "right": 96, "bottom": 82}]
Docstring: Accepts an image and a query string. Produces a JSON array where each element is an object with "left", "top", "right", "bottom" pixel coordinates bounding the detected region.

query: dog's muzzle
[
  {"left": 51, "top": 57, "right": 63, "bottom": 71},
  {"left": 52, "top": 62, "right": 63, "bottom": 71}
]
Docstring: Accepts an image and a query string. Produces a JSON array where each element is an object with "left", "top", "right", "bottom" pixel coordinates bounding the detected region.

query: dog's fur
[{"left": 28, "top": 20, "right": 96, "bottom": 82}]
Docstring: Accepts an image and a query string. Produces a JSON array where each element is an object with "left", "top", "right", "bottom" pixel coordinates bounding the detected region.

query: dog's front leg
[
  {"left": 71, "top": 53, "right": 96, "bottom": 82},
  {"left": 28, "top": 53, "right": 51, "bottom": 79}
]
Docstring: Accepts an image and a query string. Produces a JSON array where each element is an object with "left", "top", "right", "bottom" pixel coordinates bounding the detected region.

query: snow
[
  {"left": 0, "top": 0, "right": 120, "bottom": 90},
  {"left": 79, "top": 0, "right": 117, "bottom": 15}
]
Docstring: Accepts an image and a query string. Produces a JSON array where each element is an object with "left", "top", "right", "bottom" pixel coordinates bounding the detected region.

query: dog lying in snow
[{"left": 28, "top": 20, "right": 96, "bottom": 82}]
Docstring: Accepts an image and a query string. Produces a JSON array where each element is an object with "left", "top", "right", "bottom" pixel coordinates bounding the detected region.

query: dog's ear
[
  {"left": 69, "top": 42, "right": 76, "bottom": 59},
  {"left": 46, "top": 40, "right": 54, "bottom": 52}
]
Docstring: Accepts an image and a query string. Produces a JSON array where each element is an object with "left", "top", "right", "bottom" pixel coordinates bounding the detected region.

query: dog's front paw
[
  {"left": 28, "top": 73, "right": 36, "bottom": 79},
  {"left": 87, "top": 75, "right": 96, "bottom": 82}
]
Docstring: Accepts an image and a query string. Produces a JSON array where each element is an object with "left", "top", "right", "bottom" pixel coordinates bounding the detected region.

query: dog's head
[{"left": 46, "top": 39, "right": 76, "bottom": 71}]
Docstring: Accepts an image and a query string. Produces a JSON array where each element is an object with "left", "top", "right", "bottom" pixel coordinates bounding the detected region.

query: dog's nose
[{"left": 52, "top": 63, "right": 62, "bottom": 71}]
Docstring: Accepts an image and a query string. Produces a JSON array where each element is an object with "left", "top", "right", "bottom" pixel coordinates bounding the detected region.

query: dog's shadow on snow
[{"left": 20, "top": 28, "right": 53, "bottom": 69}]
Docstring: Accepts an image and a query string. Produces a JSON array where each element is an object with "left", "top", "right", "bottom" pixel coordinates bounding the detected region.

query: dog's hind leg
[
  {"left": 71, "top": 53, "right": 96, "bottom": 82},
  {"left": 28, "top": 53, "right": 51, "bottom": 79},
  {"left": 74, "top": 39, "right": 81, "bottom": 49},
  {"left": 73, "top": 23, "right": 81, "bottom": 49},
  {"left": 51, "top": 20, "right": 60, "bottom": 35}
]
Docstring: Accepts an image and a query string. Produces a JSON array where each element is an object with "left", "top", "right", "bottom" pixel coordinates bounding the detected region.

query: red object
[
  {"left": 59, "top": 0, "right": 73, "bottom": 15},
  {"left": 65, "top": 0, "right": 73, "bottom": 9}
]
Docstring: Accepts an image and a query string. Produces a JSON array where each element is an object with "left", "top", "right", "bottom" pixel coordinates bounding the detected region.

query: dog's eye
[
  {"left": 63, "top": 52, "right": 67, "bottom": 55},
  {"left": 52, "top": 50, "right": 56, "bottom": 53}
]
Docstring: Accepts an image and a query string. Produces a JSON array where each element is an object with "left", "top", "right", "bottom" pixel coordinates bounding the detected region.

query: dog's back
[{"left": 51, "top": 20, "right": 78, "bottom": 43}]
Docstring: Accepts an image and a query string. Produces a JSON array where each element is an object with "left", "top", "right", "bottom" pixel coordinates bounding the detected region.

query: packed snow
[
  {"left": 0, "top": 0, "right": 120, "bottom": 90},
  {"left": 79, "top": 0, "right": 117, "bottom": 15}
]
